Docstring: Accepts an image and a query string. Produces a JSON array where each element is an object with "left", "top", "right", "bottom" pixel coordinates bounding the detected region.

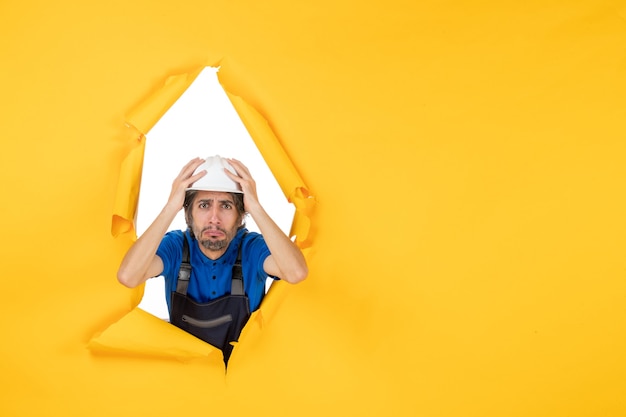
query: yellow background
[{"left": 1, "top": 1, "right": 625, "bottom": 416}]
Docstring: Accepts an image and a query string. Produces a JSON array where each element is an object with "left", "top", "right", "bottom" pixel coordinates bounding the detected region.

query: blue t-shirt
[{"left": 156, "top": 228, "right": 274, "bottom": 313}]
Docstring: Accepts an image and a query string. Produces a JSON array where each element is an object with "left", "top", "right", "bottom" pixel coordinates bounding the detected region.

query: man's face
[{"left": 189, "top": 191, "right": 242, "bottom": 259}]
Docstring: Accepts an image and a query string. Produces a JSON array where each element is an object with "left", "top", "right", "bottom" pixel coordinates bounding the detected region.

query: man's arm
[
  {"left": 117, "top": 158, "right": 207, "bottom": 288},
  {"left": 226, "top": 158, "right": 308, "bottom": 284}
]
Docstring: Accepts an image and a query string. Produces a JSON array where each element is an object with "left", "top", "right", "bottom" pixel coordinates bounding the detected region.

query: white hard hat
[{"left": 186, "top": 155, "right": 243, "bottom": 193}]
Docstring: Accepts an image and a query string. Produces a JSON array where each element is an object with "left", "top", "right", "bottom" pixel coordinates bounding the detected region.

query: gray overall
[{"left": 169, "top": 235, "right": 251, "bottom": 366}]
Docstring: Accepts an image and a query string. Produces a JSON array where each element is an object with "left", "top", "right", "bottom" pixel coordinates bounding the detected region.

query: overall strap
[
  {"left": 175, "top": 235, "right": 191, "bottom": 295},
  {"left": 230, "top": 233, "right": 247, "bottom": 296}
]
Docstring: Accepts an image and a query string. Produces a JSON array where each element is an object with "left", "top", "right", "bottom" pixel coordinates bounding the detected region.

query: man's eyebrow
[{"left": 197, "top": 198, "right": 234, "bottom": 204}]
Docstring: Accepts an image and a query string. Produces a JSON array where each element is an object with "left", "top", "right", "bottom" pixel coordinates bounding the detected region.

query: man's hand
[
  {"left": 224, "top": 158, "right": 260, "bottom": 211},
  {"left": 117, "top": 157, "right": 206, "bottom": 288},
  {"left": 224, "top": 158, "right": 308, "bottom": 284},
  {"left": 167, "top": 157, "right": 207, "bottom": 210}
]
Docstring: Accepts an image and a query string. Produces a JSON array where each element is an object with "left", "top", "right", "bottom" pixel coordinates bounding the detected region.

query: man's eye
[
  {"left": 223, "top": 204, "right": 232, "bottom": 209},
  {"left": 199, "top": 203, "right": 209, "bottom": 209}
]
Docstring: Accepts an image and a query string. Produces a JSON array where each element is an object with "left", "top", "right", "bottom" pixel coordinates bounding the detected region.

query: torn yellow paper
[
  {"left": 102, "top": 64, "right": 313, "bottom": 364},
  {"left": 111, "top": 130, "right": 145, "bottom": 237},
  {"left": 126, "top": 69, "right": 204, "bottom": 135},
  {"left": 112, "top": 68, "right": 205, "bottom": 237},
  {"left": 2, "top": 2, "right": 626, "bottom": 417},
  {"left": 223, "top": 90, "right": 316, "bottom": 247},
  {"left": 88, "top": 307, "right": 222, "bottom": 362}
]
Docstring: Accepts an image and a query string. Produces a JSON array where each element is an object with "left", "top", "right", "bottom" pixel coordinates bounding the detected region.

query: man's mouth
[{"left": 201, "top": 227, "right": 225, "bottom": 238}]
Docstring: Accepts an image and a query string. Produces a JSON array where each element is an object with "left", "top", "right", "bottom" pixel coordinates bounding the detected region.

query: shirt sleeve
[
  {"left": 245, "top": 232, "right": 277, "bottom": 281},
  {"left": 156, "top": 230, "right": 184, "bottom": 280}
]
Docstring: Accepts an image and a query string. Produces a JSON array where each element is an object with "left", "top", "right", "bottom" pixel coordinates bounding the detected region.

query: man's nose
[{"left": 208, "top": 205, "right": 220, "bottom": 222}]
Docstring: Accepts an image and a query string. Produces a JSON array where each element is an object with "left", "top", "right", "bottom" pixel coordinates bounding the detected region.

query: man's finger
[
  {"left": 187, "top": 169, "right": 207, "bottom": 184},
  {"left": 227, "top": 158, "right": 251, "bottom": 177},
  {"left": 179, "top": 157, "right": 205, "bottom": 177},
  {"left": 223, "top": 168, "right": 243, "bottom": 183}
]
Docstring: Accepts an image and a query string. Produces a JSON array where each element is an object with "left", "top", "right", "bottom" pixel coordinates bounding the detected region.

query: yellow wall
[{"left": 1, "top": 1, "right": 625, "bottom": 416}]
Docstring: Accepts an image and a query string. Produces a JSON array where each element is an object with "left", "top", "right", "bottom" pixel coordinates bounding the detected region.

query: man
[{"left": 117, "top": 156, "right": 308, "bottom": 364}]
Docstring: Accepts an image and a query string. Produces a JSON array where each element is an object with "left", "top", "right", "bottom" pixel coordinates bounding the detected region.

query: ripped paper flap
[{"left": 88, "top": 307, "right": 221, "bottom": 362}]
